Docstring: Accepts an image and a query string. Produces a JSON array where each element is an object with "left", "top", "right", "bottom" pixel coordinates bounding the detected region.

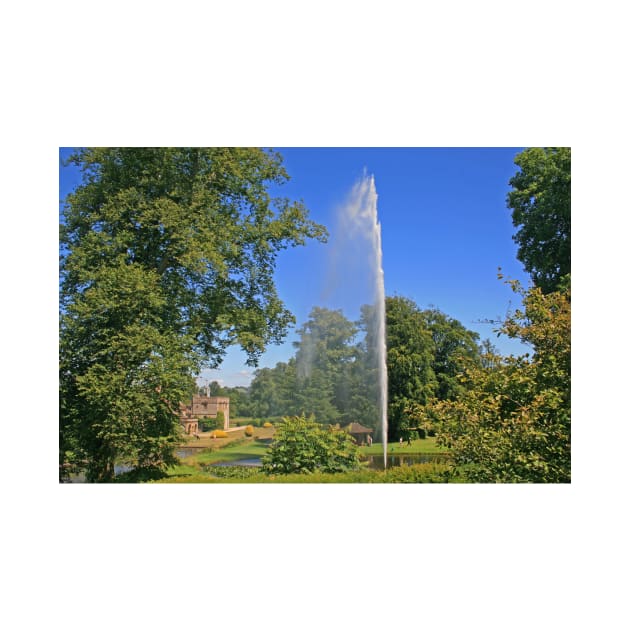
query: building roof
[{"left": 345, "top": 422, "right": 374, "bottom": 434}]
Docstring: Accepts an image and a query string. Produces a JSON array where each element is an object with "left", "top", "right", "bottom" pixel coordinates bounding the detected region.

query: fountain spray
[{"left": 337, "top": 174, "right": 388, "bottom": 467}]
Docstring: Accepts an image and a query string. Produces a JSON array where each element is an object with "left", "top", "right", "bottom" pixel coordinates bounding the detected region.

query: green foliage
[
  {"left": 243, "top": 298, "right": 482, "bottom": 443},
  {"left": 431, "top": 281, "right": 571, "bottom": 482},
  {"left": 60, "top": 148, "right": 326, "bottom": 481},
  {"left": 199, "top": 415, "right": 224, "bottom": 431},
  {"left": 156, "top": 462, "right": 455, "bottom": 483},
  {"left": 262, "top": 414, "right": 361, "bottom": 474},
  {"left": 201, "top": 465, "right": 261, "bottom": 479},
  {"left": 507, "top": 147, "right": 571, "bottom": 293},
  {"left": 385, "top": 296, "right": 481, "bottom": 441},
  {"left": 293, "top": 307, "right": 360, "bottom": 424}
]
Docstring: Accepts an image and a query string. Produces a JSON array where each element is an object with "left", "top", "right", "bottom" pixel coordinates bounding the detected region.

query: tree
[
  {"left": 248, "top": 361, "right": 299, "bottom": 419},
  {"left": 385, "top": 296, "right": 437, "bottom": 441},
  {"left": 421, "top": 308, "right": 481, "bottom": 401},
  {"left": 507, "top": 147, "right": 571, "bottom": 293},
  {"left": 261, "top": 414, "right": 360, "bottom": 474},
  {"left": 431, "top": 280, "right": 571, "bottom": 482},
  {"left": 293, "top": 307, "right": 358, "bottom": 423},
  {"left": 60, "top": 148, "right": 326, "bottom": 481},
  {"left": 385, "top": 297, "right": 483, "bottom": 441}
]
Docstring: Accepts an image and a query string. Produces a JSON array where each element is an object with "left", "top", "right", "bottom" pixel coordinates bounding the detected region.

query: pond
[{"left": 175, "top": 447, "right": 207, "bottom": 458}]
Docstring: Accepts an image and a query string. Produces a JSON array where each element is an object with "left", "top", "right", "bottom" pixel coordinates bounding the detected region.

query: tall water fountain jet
[{"left": 334, "top": 174, "right": 388, "bottom": 467}]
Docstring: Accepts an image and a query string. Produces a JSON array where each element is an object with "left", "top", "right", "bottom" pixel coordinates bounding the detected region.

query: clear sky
[{"left": 59, "top": 147, "right": 532, "bottom": 388}]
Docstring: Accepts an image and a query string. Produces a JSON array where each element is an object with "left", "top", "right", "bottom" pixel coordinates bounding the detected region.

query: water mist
[{"left": 336, "top": 174, "right": 388, "bottom": 467}]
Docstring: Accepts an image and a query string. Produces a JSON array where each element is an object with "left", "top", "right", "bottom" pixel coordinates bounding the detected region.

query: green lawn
[
  {"left": 359, "top": 437, "right": 449, "bottom": 456},
  {"left": 192, "top": 439, "right": 269, "bottom": 464}
]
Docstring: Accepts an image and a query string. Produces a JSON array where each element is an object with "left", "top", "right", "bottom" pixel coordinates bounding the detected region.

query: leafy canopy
[
  {"left": 60, "top": 148, "right": 326, "bottom": 481},
  {"left": 507, "top": 147, "right": 571, "bottom": 293}
]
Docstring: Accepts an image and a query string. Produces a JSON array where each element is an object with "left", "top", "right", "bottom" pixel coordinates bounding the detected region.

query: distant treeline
[{"left": 208, "top": 297, "right": 488, "bottom": 441}]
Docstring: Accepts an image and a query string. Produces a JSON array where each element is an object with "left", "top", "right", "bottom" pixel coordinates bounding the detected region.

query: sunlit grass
[{"left": 359, "top": 437, "right": 449, "bottom": 456}]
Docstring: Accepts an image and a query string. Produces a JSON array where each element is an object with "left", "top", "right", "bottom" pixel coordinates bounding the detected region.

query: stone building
[{"left": 180, "top": 395, "right": 230, "bottom": 433}]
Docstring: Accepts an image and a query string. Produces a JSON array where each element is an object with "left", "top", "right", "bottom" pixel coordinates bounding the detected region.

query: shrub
[
  {"left": 263, "top": 421, "right": 273, "bottom": 428},
  {"left": 202, "top": 465, "right": 260, "bottom": 479},
  {"left": 209, "top": 430, "right": 228, "bottom": 438},
  {"left": 262, "top": 414, "right": 360, "bottom": 475},
  {"left": 216, "top": 410, "right": 225, "bottom": 429},
  {"left": 383, "top": 462, "right": 450, "bottom": 483},
  {"left": 244, "top": 425, "right": 254, "bottom": 437},
  {"left": 432, "top": 280, "right": 571, "bottom": 482},
  {"left": 200, "top": 415, "right": 224, "bottom": 431},
  {"left": 417, "top": 428, "right": 426, "bottom": 439}
]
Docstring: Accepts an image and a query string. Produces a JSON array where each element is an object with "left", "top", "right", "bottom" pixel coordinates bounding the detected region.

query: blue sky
[{"left": 60, "top": 147, "right": 531, "bottom": 388}]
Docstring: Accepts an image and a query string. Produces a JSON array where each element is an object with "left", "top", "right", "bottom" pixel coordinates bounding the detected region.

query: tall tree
[
  {"left": 293, "top": 307, "right": 358, "bottom": 423},
  {"left": 507, "top": 147, "right": 571, "bottom": 293},
  {"left": 421, "top": 308, "right": 480, "bottom": 401},
  {"left": 385, "top": 296, "right": 437, "bottom": 440},
  {"left": 386, "top": 297, "right": 482, "bottom": 440},
  {"left": 60, "top": 148, "right": 326, "bottom": 481}
]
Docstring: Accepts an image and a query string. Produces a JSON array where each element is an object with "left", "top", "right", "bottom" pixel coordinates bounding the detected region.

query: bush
[
  {"left": 244, "top": 425, "right": 254, "bottom": 437},
  {"left": 216, "top": 410, "right": 225, "bottom": 428},
  {"left": 262, "top": 414, "right": 360, "bottom": 475},
  {"left": 432, "top": 281, "right": 571, "bottom": 482},
  {"left": 263, "top": 421, "right": 273, "bottom": 428},
  {"left": 209, "top": 430, "right": 228, "bottom": 438},
  {"left": 202, "top": 465, "right": 260, "bottom": 479},
  {"left": 417, "top": 428, "right": 426, "bottom": 439},
  {"left": 200, "top": 415, "right": 224, "bottom": 431}
]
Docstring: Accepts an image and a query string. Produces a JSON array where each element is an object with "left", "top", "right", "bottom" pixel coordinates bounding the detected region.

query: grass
[
  {"left": 193, "top": 439, "right": 269, "bottom": 464},
  {"left": 359, "top": 437, "right": 449, "bottom": 456}
]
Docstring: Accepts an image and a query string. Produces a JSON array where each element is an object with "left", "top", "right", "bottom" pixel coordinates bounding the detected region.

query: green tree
[
  {"left": 60, "top": 148, "right": 326, "bottom": 481},
  {"left": 385, "top": 297, "right": 482, "bottom": 441},
  {"left": 507, "top": 147, "right": 571, "bottom": 293},
  {"left": 261, "top": 414, "right": 360, "bottom": 474},
  {"left": 293, "top": 307, "right": 358, "bottom": 423},
  {"left": 385, "top": 296, "right": 437, "bottom": 440},
  {"left": 432, "top": 281, "right": 571, "bottom": 482},
  {"left": 422, "top": 308, "right": 480, "bottom": 401},
  {"left": 248, "top": 360, "right": 298, "bottom": 419}
]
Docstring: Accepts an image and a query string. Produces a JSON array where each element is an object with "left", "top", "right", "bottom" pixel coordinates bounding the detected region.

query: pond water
[{"left": 176, "top": 448, "right": 203, "bottom": 458}]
